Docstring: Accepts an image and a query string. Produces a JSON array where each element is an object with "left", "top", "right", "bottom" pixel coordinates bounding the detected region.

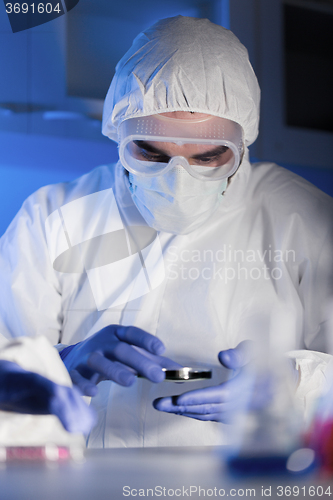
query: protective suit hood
[{"left": 102, "top": 16, "right": 261, "bottom": 147}]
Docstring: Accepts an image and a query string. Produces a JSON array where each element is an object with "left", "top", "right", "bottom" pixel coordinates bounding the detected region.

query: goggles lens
[
  {"left": 123, "top": 140, "right": 236, "bottom": 180},
  {"left": 119, "top": 115, "right": 243, "bottom": 180}
]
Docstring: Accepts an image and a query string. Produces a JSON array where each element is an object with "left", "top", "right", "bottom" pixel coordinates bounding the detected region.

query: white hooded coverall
[{"left": 0, "top": 17, "right": 332, "bottom": 447}]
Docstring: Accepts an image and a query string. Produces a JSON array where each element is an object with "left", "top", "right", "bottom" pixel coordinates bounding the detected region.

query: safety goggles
[{"left": 118, "top": 114, "right": 243, "bottom": 181}]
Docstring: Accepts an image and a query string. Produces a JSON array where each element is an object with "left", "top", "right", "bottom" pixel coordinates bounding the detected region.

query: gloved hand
[
  {"left": 0, "top": 360, "right": 95, "bottom": 434},
  {"left": 61, "top": 325, "right": 176, "bottom": 397},
  {"left": 153, "top": 340, "right": 256, "bottom": 423}
]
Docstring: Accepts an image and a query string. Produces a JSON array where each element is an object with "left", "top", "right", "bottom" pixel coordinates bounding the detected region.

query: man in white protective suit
[{"left": 0, "top": 16, "right": 333, "bottom": 448}]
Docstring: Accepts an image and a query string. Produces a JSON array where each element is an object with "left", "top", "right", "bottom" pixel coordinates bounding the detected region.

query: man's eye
[
  {"left": 195, "top": 148, "right": 229, "bottom": 166},
  {"left": 196, "top": 155, "right": 221, "bottom": 165},
  {"left": 140, "top": 150, "right": 169, "bottom": 162},
  {"left": 198, "top": 156, "right": 218, "bottom": 163}
]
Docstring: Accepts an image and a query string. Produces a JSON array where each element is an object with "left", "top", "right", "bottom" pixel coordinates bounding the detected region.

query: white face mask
[{"left": 127, "top": 166, "right": 228, "bottom": 235}]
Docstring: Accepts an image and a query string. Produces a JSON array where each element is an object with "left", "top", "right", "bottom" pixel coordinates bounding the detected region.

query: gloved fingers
[
  {"left": 159, "top": 356, "right": 184, "bottom": 370},
  {"left": 114, "top": 325, "right": 165, "bottom": 356},
  {"left": 218, "top": 340, "right": 254, "bottom": 370},
  {"left": 176, "top": 402, "right": 241, "bottom": 415},
  {"left": 50, "top": 384, "right": 96, "bottom": 434},
  {"left": 0, "top": 365, "right": 96, "bottom": 432},
  {"left": 154, "top": 398, "right": 239, "bottom": 414},
  {"left": 132, "top": 347, "right": 183, "bottom": 370},
  {"left": 153, "top": 396, "right": 176, "bottom": 412},
  {"left": 97, "top": 343, "right": 165, "bottom": 383},
  {"left": 174, "top": 385, "right": 228, "bottom": 405},
  {"left": 174, "top": 375, "right": 250, "bottom": 406},
  {"left": 0, "top": 359, "right": 26, "bottom": 373},
  {"left": 70, "top": 369, "right": 99, "bottom": 397},
  {"left": 153, "top": 398, "right": 237, "bottom": 423},
  {"left": 173, "top": 412, "right": 229, "bottom": 423},
  {"left": 62, "top": 326, "right": 165, "bottom": 374},
  {"left": 0, "top": 370, "right": 53, "bottom": 414},
  {"left": 87, "top": 352, "right": 137, "bottom": 386}
]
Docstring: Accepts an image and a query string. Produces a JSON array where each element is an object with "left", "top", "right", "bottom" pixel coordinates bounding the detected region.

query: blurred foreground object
[
  {"left": 0, "top": 336, "right": 95, "bottom": 452},
  {"left": 307, "top": 362, "right": 333, "bottom": 475},
  {"left": 306, "top": 300, "right": 333, "bottom": 475},
  {"left": 225, "top": 357, "right": 312, "bottom": 476},
  {"left": 225, "top": 309, "right": 316, "bottom": 476},
  {"left": 0, "top": 443, "right": 85, "bottom": 463}
]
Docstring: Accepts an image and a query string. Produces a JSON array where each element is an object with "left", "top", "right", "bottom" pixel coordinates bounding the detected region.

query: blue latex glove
[
  {"left": 0, "top": 360, "right": 95, "bottom": 434},
  {"left": 61, "top": 325, "right": 176, "bottom": 397},
  {"left": 153, "top": 341, "right": 256, "bottom": 423}
]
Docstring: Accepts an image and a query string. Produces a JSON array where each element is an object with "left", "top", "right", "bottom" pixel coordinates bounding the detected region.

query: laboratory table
[{"left": 0, "top": 447, "right": 331, "bottom": 500}]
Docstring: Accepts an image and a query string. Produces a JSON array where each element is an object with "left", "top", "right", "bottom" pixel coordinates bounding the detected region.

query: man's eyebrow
[
  {"left": 191, "top": 145, "right": 228, "bottom": 160},
  {"left": 133, "top": 140, "right": 169, "bottom": 156}
]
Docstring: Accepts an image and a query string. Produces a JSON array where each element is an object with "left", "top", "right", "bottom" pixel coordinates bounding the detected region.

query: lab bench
[{"left": 0, "top": 447, "right": 331, "bottom": 500}]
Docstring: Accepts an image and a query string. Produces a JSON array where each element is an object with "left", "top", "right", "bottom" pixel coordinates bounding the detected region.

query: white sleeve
[
  {"left": 0, "top": 187, "right": 63, "bottom": 346},
  {"left": 287, "top": 350, "right": 333, "bottom": 424},
  {"left": 292, "top": 222, "right": 333, "bottom": 421}
]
